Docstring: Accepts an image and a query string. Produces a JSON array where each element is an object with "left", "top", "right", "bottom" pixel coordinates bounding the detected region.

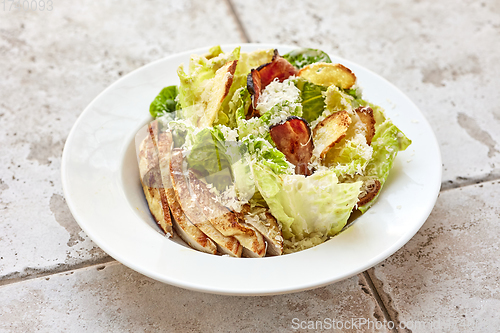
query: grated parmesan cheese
[
  {"left": 255, "top": 78, "right": 302, "bottom": 127},
  {"left": 256, "top": 78, "right": 301, "bottom": 113},
  {"left": 214, "top": 183, "right": 245, "bottom": 212},
  {"left": 218, "top": 124, "right": 239, "bottom": 141}
]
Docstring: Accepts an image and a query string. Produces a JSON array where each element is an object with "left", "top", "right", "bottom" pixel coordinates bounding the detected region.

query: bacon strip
[
  {"left": 246, "top": 69, "right": 262, "bottom": 119},
  {"left": 246, "top": 49, "right": 298, "bottom": 113},
  {"left": 269, "top": 116, "right": 314, "bottom": 175},
  {"left": 257, "top": 54, "right": 298, "bottom": 88}
]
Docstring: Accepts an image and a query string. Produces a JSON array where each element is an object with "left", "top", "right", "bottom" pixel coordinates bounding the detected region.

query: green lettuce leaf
[
  {"left": 242, "top": 135, "right": 292, "bottom": 175},
  {"left": 252, "top": 162, "right": 294, "bottom": 234},
  {"left": 149, "top": 85, "right": 179, "bottom": 118},
  {"left": 231, "top": 157, "right": 256, "bottom": 203},
  {"left": 325, "top": 138, "right": 373, "bottom": 177},
  {"left": 205, "top": 45, "right": 223, "bottom": 59},
  {"left": 235, "top": 49, "right": 275, "bottom": 76},
  {"left": 283, "top": 48, "right": 332, "bottom": 69},
  {"left": 182, "top": 124, "right": 260, "bottom": 196},
  {"left": 356, "top": 119, "right": 411, "bottom": 213},
  {"left": 252, "top": 163, "right": 362, "bottom": 252},
  {"left": 185, "top": 128, "right": 228, "bottom": 176},
  {"left": 324, "top": 85, "right": 353, "bottom": 114},
  {"left": 293, "top": 78, "right": 327, "bottom": 123},
  {"left": 233, "top": 87, "right": 251, "bottom": 127},
  {"left": 177, "top": 46, "right": 241, "bottom": 124}
]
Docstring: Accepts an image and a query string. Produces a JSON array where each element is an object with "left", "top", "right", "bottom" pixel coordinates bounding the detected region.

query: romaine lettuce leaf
[
  {"left": 231, "top": 157, "right": 256, "bottom": 203},
  {"left": 182, "top": 126, "right": 244, "bottom": 191},
  {"left": 324, "top": 85, "right": 353, "bottom": 113},
  {"left": 235, "top": 49, "right": 275, "bottom": 76},
  {"left": 177, "top": 47, "right": 240, "bottom": 124},
  {"left": 283, "top": 48, "right": 332, "bottom": 69},
  {"left": 242, "top": 135, "right": 292, "bottom": 175},
  {"left": 293, "top": 78, "right": 327, "bottom": 123},
  {"left": 205, "top": 45, "right": 223, "bottom": 59},
  {"left": 356, "top": 119, "right": 411, "bottom": 212},
  {"left": 230, "top": 87, "right": 267, "bottom": 141},
  {"left": 185, "top": 127, "right": 229, "bottom": 177},
  {"left": 252, "top": 163, "right": 362, "bottom": 252},
  {"left": 251, "top": 162, "right": 294, "bottom": 235},
  {"left": 325, "top": 137, "right": 373, "bottom": 177},
  {"left": 149, "top": 85, "right": 179, "bottom": 118}
]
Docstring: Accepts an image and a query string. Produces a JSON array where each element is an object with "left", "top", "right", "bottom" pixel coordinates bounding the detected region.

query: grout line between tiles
[
  {"left": 440, "top": 173, "right": 500, "bottom": 192},
  {"left": 362, "top": 271, "right": 398, "bottom": 333},
  {"left": 225, "top": 0, "right": 250, "bottom": 43},
  {"left": 0, "top": 256, "right": 117, "bottom": 288}
]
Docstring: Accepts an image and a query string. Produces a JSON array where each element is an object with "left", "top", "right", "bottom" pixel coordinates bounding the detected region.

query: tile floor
[{"left": 1, "top": 0, "right": 499, "bottom": 332}]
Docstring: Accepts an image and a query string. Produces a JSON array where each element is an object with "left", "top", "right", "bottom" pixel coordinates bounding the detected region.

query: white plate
[{"left": 61, "top": 44, "right": 441, "bottom": 296}]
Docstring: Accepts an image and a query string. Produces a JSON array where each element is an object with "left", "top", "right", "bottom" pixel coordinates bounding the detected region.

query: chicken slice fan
[
  {"left": 169, "top": 149, "right": 243, "bottom": 257},
  {"left": 155, "top": 130, "right": 217, "bottom": 254},
  {"left": 137, "top": 121, "right": 172, "bottom": 235}
]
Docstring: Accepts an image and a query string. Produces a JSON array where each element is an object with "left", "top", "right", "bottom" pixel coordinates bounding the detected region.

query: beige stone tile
[
  {"left": 368, "top": 180, "right": 500, "bottom": 332},
  {"left": 0, "top": 264, "right": 390, "bottom": 333},
  {"left": 231, "top": 0, "right": 500, "bottom": 186},
  {"left": 0, "top": 0, "right": 243, "bottom": 279}
]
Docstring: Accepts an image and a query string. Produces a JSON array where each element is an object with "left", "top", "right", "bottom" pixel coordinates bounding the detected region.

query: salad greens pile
[{"left": 148, "top": 46, "right": 410, "bottom": 253}]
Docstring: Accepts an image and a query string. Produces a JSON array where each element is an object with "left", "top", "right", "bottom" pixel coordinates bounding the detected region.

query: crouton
[
  {"left": 312, "top": 110, "right": 352, "bottom": 159},
  {"left": 355, "top": 106, "right": 376, "bottom": 145},
  {"left": 298, "top": 63, "right": 356, "bottom": 89},
  {"left": 197, "top": 60, "right": 238, "bottom": 128}
]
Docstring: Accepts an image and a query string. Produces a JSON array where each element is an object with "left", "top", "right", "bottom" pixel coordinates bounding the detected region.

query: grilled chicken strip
[
  {"left": 241, "top": 205, "right": 283, "bottom": 256},
  {"left": 138, "top": 122, "right": 172, "bottom": 235},
  {"left": 187, "top": 173, "right": 266, "bottom": 258},
  {"left": 169, "top": 149, "right": 243, "bottom": 257},
  {"left": 155, "top": 131, "right": 217, "bottom": 254}
]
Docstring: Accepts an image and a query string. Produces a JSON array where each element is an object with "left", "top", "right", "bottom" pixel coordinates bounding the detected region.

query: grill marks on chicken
[
  {"left": 186, "top": 168, "right": 266, "bottom": 258},
  {"left": 240, "top": 205, "right": 283, "bottom": 256},
  {"left": 169, "top": 149, "right": 243, "bottom": 257},
  {"left": 138, "top": 122, "right": 173, "bottom": 235},
  {"left": 139, "top": 127, "right": 287, "bottom": 257},
  {"left": 155, "top": 131, "right": 218, "bottom": 254}
]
